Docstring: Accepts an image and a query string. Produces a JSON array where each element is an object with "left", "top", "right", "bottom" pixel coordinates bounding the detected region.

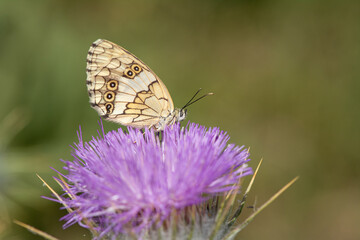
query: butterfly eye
[
  {"left": 131, "top": 64, "right": 142, "bottom": 73},
  {"left": 105, "top": 103, "right": 114, "bottom": 114},
  {"left": 107, "top": 80, "right": 118, "bottom": 90},
  {"left": 125, "top": 69, "right": 135, "bottom": 78},
  {"left": 179, "top": 109, "right": 187, "bottom": 120},
  {"left": 104, "top": 91, "right": 115, "bottom": 102}
]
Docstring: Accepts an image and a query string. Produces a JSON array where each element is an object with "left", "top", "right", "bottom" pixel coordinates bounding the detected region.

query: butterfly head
[
  {"left": 157, "top": 108, "right": 187, "bottom": 131},
  {"left": 172, "top": 108, "right": 187, "bottom": 124},
  {"left": 178, "top": 108, "right": 187, "bottom": 122}
]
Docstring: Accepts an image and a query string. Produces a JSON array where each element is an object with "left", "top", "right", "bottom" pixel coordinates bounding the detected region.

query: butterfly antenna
[
  {"left": 181, "top": 88, "right": 202, "bottom": 110},
  {"left": 182, "top": 90, "right": 214, "bottom": 110},
  {"left": 185, "top": 93, "right": 214, "bottom": 108}
]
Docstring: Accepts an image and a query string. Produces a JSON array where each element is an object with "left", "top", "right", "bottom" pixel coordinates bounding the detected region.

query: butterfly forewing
[{"left": 86, "top": 39, "right": 174, "bottom": 128}]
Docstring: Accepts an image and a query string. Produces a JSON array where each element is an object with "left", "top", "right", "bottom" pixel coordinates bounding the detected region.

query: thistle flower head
[{"left": 54, "top": 122, "right": 252, "bottom": 239}]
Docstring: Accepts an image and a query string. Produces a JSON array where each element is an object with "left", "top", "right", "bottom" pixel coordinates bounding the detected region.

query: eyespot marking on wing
[
  {"left": 104, "top": 91, "right": 115, "bottom": 102},
  {"left": 107, "top": 80, "right": 118, "bottom": 91},
  {"left": 105, "top": 103, "right": 114, "bottom": 114}
]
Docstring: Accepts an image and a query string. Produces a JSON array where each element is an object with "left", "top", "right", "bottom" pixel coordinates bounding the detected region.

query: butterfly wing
[{"left": 86, "top": 39, "right": 174, "bottom": 128}]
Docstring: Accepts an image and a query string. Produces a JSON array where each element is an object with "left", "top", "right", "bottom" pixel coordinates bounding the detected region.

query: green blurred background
[{"left": 1, "top": 0, "right": 359, "bottom": 239}]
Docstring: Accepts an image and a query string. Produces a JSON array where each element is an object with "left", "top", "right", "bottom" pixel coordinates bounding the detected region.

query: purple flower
[{"left": 53, "top": 122, "right": 252, "bottom": 238}]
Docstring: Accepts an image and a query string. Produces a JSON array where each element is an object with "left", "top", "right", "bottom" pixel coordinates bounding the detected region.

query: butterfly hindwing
[{"left": 86, "top": 39, "right": 174, "bottom": 128}]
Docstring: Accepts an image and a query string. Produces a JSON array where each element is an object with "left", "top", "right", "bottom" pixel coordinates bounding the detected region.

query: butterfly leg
[{"left": 153, "top": 130, "right": 165, "bottom": 142}]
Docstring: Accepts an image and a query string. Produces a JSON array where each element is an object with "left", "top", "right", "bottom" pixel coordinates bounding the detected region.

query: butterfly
[{"left": 86, "top": 39, "right": 212, "bottom": 131}]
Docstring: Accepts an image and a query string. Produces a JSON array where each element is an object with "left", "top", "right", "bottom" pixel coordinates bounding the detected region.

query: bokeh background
[{"left": 1, "top": 0, "right": 359, "bottom": 239}]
